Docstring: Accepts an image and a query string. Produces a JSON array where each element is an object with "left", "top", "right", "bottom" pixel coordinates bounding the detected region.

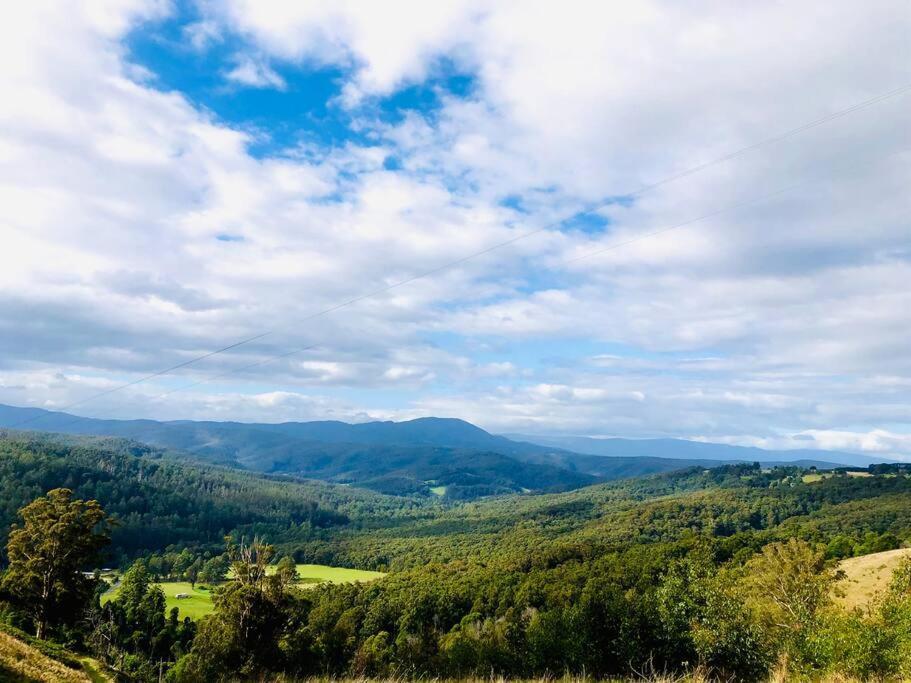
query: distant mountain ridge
[
  {"left": 0, "top": 403, "right": 859, "bottom": 497},
  {"left": 505, "top": 433, "right": 889, "bottom": 468}
]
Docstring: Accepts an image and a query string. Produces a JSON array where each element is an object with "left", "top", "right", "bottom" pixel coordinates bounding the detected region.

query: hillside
[
  {"left": 2, "top": 431, "right": 904, "bottom": 572},
  {"left": 0, "top": 405, "right": 844, "bottom": 497},
  {"left": 0, "top": 626, "right": 107, "bottom": 683},
  {"left": 275, "top": 461, "right": 911, "bottom": 570},
  {"left": 836, "top": 547, "right": 911, "bottom": 609},
  {"left": 2, "top": 435, "right": 911, "bottom": 680},
  {"left": 0, "top": 431, "right": 421, "bottom": 561}
]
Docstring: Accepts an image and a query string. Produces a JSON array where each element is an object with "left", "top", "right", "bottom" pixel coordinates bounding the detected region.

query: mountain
[
  {"left": 506, "top": 433, "right": 888, "bottom": 468},
  {"left": 0, "top": 406, "right": 602, "bottom": 497},
  {"left": 0, "top": 404, "right": 843, "bottom": 497}
]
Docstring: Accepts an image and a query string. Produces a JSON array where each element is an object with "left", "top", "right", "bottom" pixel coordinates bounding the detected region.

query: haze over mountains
[
  {"left": 0, "top": 403, "right": 881, "bottom": 499},
  {"left": 508, "top": 433, "right": 889, "bottom": 468}
]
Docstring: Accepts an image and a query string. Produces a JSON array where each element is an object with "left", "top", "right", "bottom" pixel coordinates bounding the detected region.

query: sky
[{"left": 0, "top": 1, "right": 910, "bottom": 458}]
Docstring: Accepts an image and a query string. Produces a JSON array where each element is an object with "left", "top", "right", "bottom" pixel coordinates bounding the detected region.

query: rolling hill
[{"left": 0, "top": 404, "right": 844, "bottom": 497}]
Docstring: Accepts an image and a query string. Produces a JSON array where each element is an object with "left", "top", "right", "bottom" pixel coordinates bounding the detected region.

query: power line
[
  {"left": 129, "top": 149, "right": 879, "bottom": 403},
  {"left": 9, "top": 81, "right": 911, "bottom": 430},
  {"left": 21, "top": 145, "right": 893, "bottom": 441},
  {"left": 9, "top": 347, "right": 320, "bottom": 439},
  {"left": 127, "top": 174, "right": 819, "bottom": 411}
]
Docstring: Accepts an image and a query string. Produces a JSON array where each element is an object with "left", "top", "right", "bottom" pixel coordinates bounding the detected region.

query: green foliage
[
  {"left": 170, "top": 539, "right": 297, "bottom": 681},
  {"left": 90, "top": 559, "right": 197, "bottom": 679},
  {"left": 6, "top": 435, "right": 911, "bottom": 680},
  {"left": 741, "top": 539, "right": 833, "bottom": 634},
  {"left": 198, "top": 555, "right": 229, "bottom": 585},
  {"left": 1, "top": 489, "right": 109, "bottom": 639},
  {"left": 0, "top": 432, "right": 429, "bottom": 561}
]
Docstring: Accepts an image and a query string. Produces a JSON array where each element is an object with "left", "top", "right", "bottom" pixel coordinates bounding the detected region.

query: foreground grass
[
  {"left": 0, "top": 630, "right": 96, "bottom": 683},
  {"left": 0, "top": 627, "right": 875, "bottom": 683},
  {"left": 835, "top": 547, "right": 911, "bottom": 609},
  {"left": 257, "top": 673, "right": 868, "bottom": 683}
]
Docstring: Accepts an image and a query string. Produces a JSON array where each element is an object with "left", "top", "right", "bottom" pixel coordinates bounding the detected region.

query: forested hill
[
  {"left": 0, "top": 431, "right": 428, "bottom": 563},
  {"left": 285, "top": 461, "right": 911, "bottom": 570},
  {"left": 3, "top": 432, "right": 911, "bottom": 680},
  {"left": 0, "top": 404, "right": 845, "bottom": 498},
  {"left": 1, "top": 430, "right": 896, "bottom": 570}
]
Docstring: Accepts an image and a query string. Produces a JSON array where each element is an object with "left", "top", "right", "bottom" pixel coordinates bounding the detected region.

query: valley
[
  {"left": 0, "top": 428, "right": 909, "bottom": 681},
  {"left": 0, "top": 404, "right": 858, "bottom": 501}
]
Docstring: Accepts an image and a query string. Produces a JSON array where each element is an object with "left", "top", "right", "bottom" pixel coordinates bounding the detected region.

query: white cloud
[
  {"left": 224, "top": 55, "right": 287, "bottom": 89},
  {"left": 212, "top": 0, "right": 482, "bottom": 100},
  {"left": 184, "top": 19, "right": 222, "bottom": 51},
  {"left": 0, "top": 0, "right": 909, "bottom": 451}
]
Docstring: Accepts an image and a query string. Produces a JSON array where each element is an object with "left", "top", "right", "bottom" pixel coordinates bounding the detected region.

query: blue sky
[{"left": 1, "top": 1, "right": 910, "bottom": 459}]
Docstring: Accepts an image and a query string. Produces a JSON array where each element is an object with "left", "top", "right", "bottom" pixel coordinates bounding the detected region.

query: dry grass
[
  {"left": 835, "top": 547, "right": 911, "bottom": 609},
  {"left": 0, "top": 630, "right": 91, "bottom": 683},
  {"left": 265, "top": 671, "right": 865, "bottom": 683}
]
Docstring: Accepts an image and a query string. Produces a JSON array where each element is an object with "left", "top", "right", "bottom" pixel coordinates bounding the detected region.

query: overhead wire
[{"left": 7, "top": 82, "right": 911, "bottom": 430}]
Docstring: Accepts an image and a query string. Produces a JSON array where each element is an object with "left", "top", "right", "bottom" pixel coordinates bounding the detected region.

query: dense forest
[
  {"left": 2, "top": 432, "right": 911, "bottom": 681},
  {"left": 0, "top": 406, "right": 848, "bottom": 498},
  {"left": 0, "top": 431, "right": 435, "bottom": 562}
]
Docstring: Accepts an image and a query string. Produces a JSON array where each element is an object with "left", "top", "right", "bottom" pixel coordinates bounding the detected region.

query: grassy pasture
[
  {"left": 103, "top": 564, "right": 384, "bottom": 620},
  {"left": 835, "top": 547, "right": 911, "bottom": 609},
  {"left": 269, "top": 563, "right": 385, "bottom": 584},
  {"left": 103, "top": 581, "right": 215, "bottom": 620},
  {"left": 801, "top": 473, "right": 827, "bottom": 483}
]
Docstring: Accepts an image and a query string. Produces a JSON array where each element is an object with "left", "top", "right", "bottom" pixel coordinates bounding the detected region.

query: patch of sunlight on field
[
  {"left": 229, "top": 563, "right": 384, "bottom": 584},
  {"left": 283, "top": 564, "right": 385, "bottom": 584},
  {"left": 835, "top": 547, "right": 911, "bottom": 609},
  {"left": 102, "top": 565, "right": 384, "bottom": 620},
  {"left": 103, "top": 582, "right": 215, "bottom": 620},
  {"left": 429, "top": 485, "right": 448, "bottom": 496}
]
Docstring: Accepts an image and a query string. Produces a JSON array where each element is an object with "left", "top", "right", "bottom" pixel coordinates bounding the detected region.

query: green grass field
[
  {"left": 103, "top": 564, "right": 384, "bottom": 620},
  {"left": 266, "top": 563, "right": 386, "bottom": 583},
  {"left": 429, "top": 485, "right": 448, "bottom": 496},
  {"left": 103, "top": 582, "right": 215, "bottom": 620}
]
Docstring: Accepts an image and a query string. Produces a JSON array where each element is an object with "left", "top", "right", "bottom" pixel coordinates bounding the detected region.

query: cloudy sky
[{"left": 1, "top": 1, "right": 909, "bottom": 458}]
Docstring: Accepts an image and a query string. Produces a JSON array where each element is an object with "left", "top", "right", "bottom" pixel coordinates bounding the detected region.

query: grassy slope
[
  {"left": 836, "top": 547, "right": 911, "bottom": 609},
  {"left": 0, "top": 630, "right": 98, "bottom": 683}
]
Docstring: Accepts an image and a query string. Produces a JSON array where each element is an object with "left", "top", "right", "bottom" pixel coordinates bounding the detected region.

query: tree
[
  {"left": 1, "top": 488, "right": 109, "bottom": 638},
  {"left": 741, "top": 539, "right": 833, "bottom": 635},
  {"left": 739, "top": 538, "right": 834, "bottom": 671},
  {"left": 187, "top": 558, "right": 203, "bottom": 588},
  {"left": 173, "top": 548, "right": 195, "bottom": 581},
  {"left": 117, "top": 560, "right": 152, "bottom": 621},
  {"left": 198, "top": 555, "right": 229, "bottom": 585},
  {"left": 275, "top": 555, "right": 298, "bottom": 589},
  {"left": 173, "top": 538, "right": 296, "bottom": 680}
]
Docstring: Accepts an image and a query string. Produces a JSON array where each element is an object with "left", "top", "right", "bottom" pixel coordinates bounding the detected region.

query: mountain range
[
  {"left": 507, "top": 433, "right": 889, "bottom": 468},
  {"left": 0, "top": 403, "right": 879, "bottom": 498}
]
